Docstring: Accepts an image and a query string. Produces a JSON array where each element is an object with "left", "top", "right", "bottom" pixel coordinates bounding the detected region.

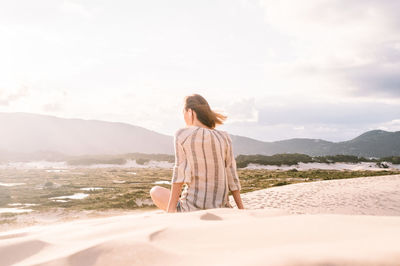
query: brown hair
[{"left": 184, "top": 94, "right": 227, "bottom": 129}]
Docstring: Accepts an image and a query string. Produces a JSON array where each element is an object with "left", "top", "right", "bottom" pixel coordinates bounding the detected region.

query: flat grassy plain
[{"left": 1, "top": 167, "right": 399, "bottom": 224}]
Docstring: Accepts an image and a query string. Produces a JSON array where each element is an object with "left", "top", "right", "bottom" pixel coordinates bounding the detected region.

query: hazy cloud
[
  {"left": 0, "top": 87, "right": 29, "bottom": 106},
  {"left": 378, "top": 119, "right": 400, "bottom": 131},
  {"left": 257, "top": 101, "right": 400, "bottom": 126},
  {"left": 59, "top": 1, "right": 93, "bottom": 19},
  {"left": 259, "top": 0, "right": 400, "bottom": 98},
  {"left": 345, "top": 63, "right": 400, "bottom": 97},
  {"left": 223, "top": 97, "right": 259, "bottom": 123},
  {"left": 42, "top": 103, "right": 64, "bottom": 112},
  {"left": 221, "top": 99, "right": 400, "bottom": 142}
]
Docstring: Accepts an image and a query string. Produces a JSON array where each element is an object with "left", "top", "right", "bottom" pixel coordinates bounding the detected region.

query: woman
[{"left": 150, "top": 94, "right": 244, "bottom": 213}]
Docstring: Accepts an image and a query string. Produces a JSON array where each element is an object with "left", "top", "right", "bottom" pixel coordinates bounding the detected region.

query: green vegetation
[
  {"left": 380, "top": 156, "right": 400, "bottom": 164},
  {"left": 236, "top": 153, "right": 313, "bottom": 168},
  {"left": 235, "top": 153, "right": 400, "bottom": 168},
  {"left": 313, "top": 155, "right": 373, "bottom": 163}
]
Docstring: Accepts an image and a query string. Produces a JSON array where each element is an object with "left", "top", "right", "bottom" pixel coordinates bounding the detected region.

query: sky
[{"left": 0, "top": 0, "right": 399, "bottom": 142}]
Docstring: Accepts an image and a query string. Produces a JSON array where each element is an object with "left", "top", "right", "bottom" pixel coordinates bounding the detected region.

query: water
[
  {"left": 49, "top": 193, "right": 89, "bottom": 200},
  {"left": 0, "top": 208, "right": 33, "bottom": 214},
  {"left": 45, "top": 169, "right": 69, "bottom": 173},
  {"left": 52, "top": 199, "right": 69, "bottom": 203},
  {"left": 0, "top": 182, "right": 26, "bottom": 187},
  {"left": 153, "top": 180, "right": 171, "bottom": 185},
  {"left": 80, "top": 187, "right": 103, "bottom": 191}
]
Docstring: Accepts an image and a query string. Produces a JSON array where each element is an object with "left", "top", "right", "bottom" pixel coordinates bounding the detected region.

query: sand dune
[
  {"left": 231, "top": 174, "right": 400, "bottom": 216},
  {"left": 1, "top": 175, "right": 400, "bottom": 266}
]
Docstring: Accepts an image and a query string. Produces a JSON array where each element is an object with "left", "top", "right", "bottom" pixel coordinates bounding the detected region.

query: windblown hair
[{"left": 184, "top": 94, "right": 227, "bottom": 129}]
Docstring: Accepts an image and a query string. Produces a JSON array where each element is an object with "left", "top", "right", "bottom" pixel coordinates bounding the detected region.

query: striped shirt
[{"left": 171, "top": 125, "right": 242, "bottom": 212}]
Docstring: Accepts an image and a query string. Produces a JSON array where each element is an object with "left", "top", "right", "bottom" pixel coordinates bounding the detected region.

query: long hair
[{"left": 184, "top": 94, "right": 227, "bottom": 129}]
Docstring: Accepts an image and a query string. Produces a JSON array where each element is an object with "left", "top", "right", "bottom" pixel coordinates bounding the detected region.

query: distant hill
[
  {"left": 231, "top": 136, "right": 333, "bottom": 156},
  {"left": 0, "top": 112, "right": 173, "bottom": 161},
  {"left": 231, "top": 130, "right": 400, "bottom": 158},
  {"left": 0, "top": 112, "right": 399, "bottom": 161}
]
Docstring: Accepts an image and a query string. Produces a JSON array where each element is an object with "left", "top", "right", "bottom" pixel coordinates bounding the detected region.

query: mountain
[
  {"left": 330, "top": 130, "right": 400, "bottom": 157},
  {"left": 0, "top": 112, "right": 399, "bottom": 160},
  {"left": 0, "top": 112, "right": 173, "bottom": 160},
  {"left": 232, "top": 130, "right": 400, "bottom": 158}
]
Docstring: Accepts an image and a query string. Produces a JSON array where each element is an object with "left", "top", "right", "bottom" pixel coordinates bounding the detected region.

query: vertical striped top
[{"left": 171, "top": 125, "right": 242, "bottom": 212}]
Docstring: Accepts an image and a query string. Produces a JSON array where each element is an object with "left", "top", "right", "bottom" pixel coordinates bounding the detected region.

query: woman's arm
[
  {"left": 167, "top": 182, "right": 183, "bottom": 213},
  {"left": 224, "top": 132, "right": 243, "bottom": 210},
  {"left": 223, "top": 132, "right": 244, "bottom": 209},
  {"left": 231, "top": 190, "right": 244, "bottom": 209},
  {"left": 169, "top": 129, "right": 191, "bottom": 212}
]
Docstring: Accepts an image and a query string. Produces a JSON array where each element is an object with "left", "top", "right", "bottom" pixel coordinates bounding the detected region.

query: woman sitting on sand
[{"left": 150, "top": 94, "right": 244, "bottom": 213}]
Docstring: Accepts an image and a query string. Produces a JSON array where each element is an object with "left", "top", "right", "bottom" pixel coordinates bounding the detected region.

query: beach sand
[
  {"left": 230, "top": 174, "right": 400, "bottom": 216},
  {"left": 1, "top": 174, "right": 400, "bottom": 266}
]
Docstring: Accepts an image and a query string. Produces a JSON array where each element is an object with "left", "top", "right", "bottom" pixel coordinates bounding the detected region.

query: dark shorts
[{"left": 176, "top": 200, "right": 182, "bottom": 212}]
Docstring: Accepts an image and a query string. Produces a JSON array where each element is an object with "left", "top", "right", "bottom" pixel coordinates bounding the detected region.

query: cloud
[
  {"left": 221, "top": 98, "right": 400, "bottom": 142},
  {"left": 258, "top": 0, "right": 400, "bottom": 98},
  {"left": 42, "top": 103, "right": 64, "bottom": 112},
  {"left": 59, "top": 1, "right": 93, "bottom": 19},
  {"left": 338, "top": 40, "right": 400, "bottom": 96},
  {"left": 377, "top": 119, "right": 400, "bottom": 131},
  {"left": 223, "top": 97, "right": 259, "bottom": 123},
  {"left": 257, "top": 101, "right": 400, "bottom": 126},
  {"left": 223, "top": 120, "right": 360, "bottom": 142},
  {"left": 344, "top": 62, "right": 400, "bottom": 97},
  {"left": 0, "top": 87, "right": 29, "bottom": 106}
]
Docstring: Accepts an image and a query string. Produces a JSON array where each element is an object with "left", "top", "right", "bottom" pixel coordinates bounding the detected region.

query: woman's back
[{"left": 171, "top": 125, "right": 242, "bottom": 212}]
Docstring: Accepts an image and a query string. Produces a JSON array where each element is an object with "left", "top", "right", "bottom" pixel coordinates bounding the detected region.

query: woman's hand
[
  {"left": 231, "top": 190, "right": 245, "bottom": 209},
  {"left": 166, "top": 206, "right": 177, "bottom": 213}
]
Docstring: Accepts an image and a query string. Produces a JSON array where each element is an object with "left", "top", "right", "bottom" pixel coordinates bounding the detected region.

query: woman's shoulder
[
  {"left": 216, "top": 129, "right": 228, "bottom": 136},
  {"left": 174, "top": 126, "right": 192, "bottom": 136},
  {"left": 174, "top": 126, "right": 197, "bottom": 142},
  {"left": 214, "top": 129, "right": 231, "bottom": 141},
  {"left": 174, "top": 127, "right": 232, "bottom": 143}
]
